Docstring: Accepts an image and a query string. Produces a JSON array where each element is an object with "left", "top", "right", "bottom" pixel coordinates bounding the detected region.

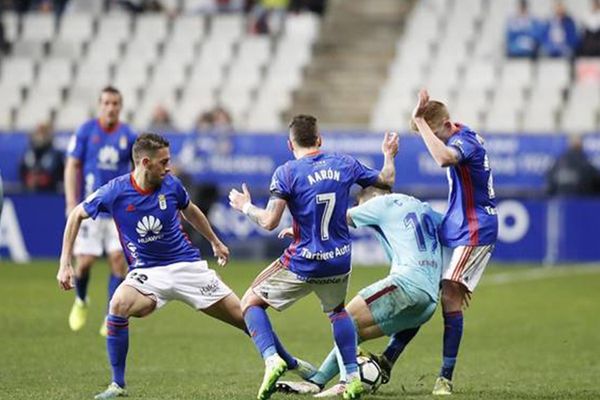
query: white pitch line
[{"left": 481, "top": 267, "right": 600, "bottom": 286}]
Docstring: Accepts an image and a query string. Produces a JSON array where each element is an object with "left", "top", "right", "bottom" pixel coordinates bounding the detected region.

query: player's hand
[
  {"left": 381, "top": 131, "right": 399, "bottom": 157},
  {"left": 277, "top": 227, "right": 294, "bottom": 239},
  {"left": 411, "top": 88, "right": 430, "bottom": 120},
  {"left": 228, "top": 183, "right": 252, "bottom": 213},
  {"left": 56, "top": 261, "right": 75, "bottom": 290},
  {"left": 212, "top": 241, "right": 230, "bottom": 267}
]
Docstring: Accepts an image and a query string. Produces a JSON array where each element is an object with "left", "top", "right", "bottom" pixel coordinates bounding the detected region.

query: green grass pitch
[{"left": 0, "top": 260, "right": 598, "bottom": 399}]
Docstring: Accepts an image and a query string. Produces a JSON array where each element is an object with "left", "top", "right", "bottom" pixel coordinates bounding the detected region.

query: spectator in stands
[
  {"left": 0, "top": 8, "right": 10, "bottom": 55},
  {"left": 578, "top": 0, "right": 600, "bottom": 57},
  {"left": 113, "top": 0, "right": 165, "bottom": 13},
  {"left": 506, "top": 0, "right": 542, "bottom": 58},
  {"left": 19, "top": 122, "right": 64, "bottom": 192},
  {"left": 546, "top": 136, "right": 600, "bottom": 196},
  {"left": 212, "top": 106, "right": 234, "bottom": 133},
  {"left": 147, "top": 105, "right": 177, "bottom": 134},
  {"left": 539, "top": 1, "right": 579, "bottom": 58},
  {"left": 289, "top": 0, "right": 326, "bottom": 15},
  {"left": 249, "top": 0, "right": 289, "bottom": 34},
  {"left": 195, "top": 107, "right": 234, "bottom": 133},
  {"left": 196, "top": 111, "right": 214, "bottom": 131}
]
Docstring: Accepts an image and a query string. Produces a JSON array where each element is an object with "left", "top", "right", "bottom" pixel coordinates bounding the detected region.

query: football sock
[
  {"left": 440, "top": 311, "right": 463, "bottom": 380},
  {"left": 108, "top": 274, "right": 123, "bottom": 303},
  {"left": 311, "top": 348, "right": 339, "bottom": 386},
  {"left": 329, "top": 308, "right": 359, "bottom": 378},
  {"left": 383, "top": 327, "right": 420, "bottom": 364},
  {"left": 74, "top": 270, "right": 90, "bottom": 302},
  {"left": 244, "top": 305, "right": 277, "bottom": 359},
  {"left": 273, "top": 333, "right": 298, "bottom": 369},
  {"left": 106, "top": 314, "right": 129, "bottom": 388}
]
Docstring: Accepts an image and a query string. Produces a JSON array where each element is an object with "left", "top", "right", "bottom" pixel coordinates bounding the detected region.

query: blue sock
[
  {"left": 440, "top": 311, "right": 463, "bottom": 380},
  {"left": 74, "top": 271, "right": 90, "bottom": 302},
  {"left": 106, "top": 314, "right": 129, "bottom": 388},
  {"left": 329, "top": 308, "right": 358, "bottom": 377},
  {"left": 107, "top": 274, "right": 124, "bottom": 307},
  {"left": 273, "top": 333, "right": 298, "bottom": 369},
  {"left": 244, "top": 306, "right": 277, "bottom": 360},
  {"left": 383, "top": 327, "right": 420, "bottom": 364}
]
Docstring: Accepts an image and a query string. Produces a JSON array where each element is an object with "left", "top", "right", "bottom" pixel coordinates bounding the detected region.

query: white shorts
[
  {"left": 123, "top": 260, "right": 233, "bottom": 310},
  {"left": 252, "top": 260, "right": 349, "bottom": 313},
  {"left": 74, "top": 217, "right": 122, "bottom": 257},
  {"left": 442, "top": 245, "right": 495, "bottom": 292}
]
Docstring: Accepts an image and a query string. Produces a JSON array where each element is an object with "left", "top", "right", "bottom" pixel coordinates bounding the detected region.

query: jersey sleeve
[
  {"left": 173, "top": 177, "right": 191, "bottom": 209},
  {"left": 67, "top": 122, "right": 89, "bottom": 161},
  {"left": 82, "top": 180, "right": 116, "bottom": 219},
  {"left": 447, "top": 135, "right": 476, "bottom": 163},
  {"left": 348, "top": 196, "right": 386, "bottom": 228},
  {"left": 350, "top": 156, "right": 380, "bottom": 187},
  {"left": 269, "top": 164, "right": 291, "bottom": 200}
]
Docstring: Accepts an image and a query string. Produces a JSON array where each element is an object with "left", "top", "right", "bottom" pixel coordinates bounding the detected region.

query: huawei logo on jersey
[
  {"left": 136, "top": 215, "right": 164, "bottom": 243},
  {"left": 98, "top": 145, "right": 120, "bottom": 170}
]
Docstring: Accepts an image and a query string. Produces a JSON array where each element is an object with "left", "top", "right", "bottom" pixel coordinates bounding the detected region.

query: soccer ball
[{"left": 357, "top": 355, "right": 383, "bottom": 393}]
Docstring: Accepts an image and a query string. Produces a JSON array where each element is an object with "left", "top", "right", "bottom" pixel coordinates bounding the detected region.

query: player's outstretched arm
[
  {"left": 57, "top": 204, "right": 89, "bottom": 290},
  {"left": 64, "top": 157, "right": 82, "bottom": 216},
  {"left": 411, "top": 89, "right": 459, "bottom": 168},
  {"left": 181, "top": 202, "right": 229, "bottom": 266},
  {"left": 373, "top": 131, "right": 399, "bottom": 190},
  {"left": 229, "top": 183, "right": 287, "bottom": 231}
]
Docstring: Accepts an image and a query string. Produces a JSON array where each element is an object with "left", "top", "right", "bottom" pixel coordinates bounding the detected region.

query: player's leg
[
  {"left": 95, "top": 284, "right": 156, "bottom": 399},
  {"left": 313, "top": 274, "right": 363, "bottom": 400},
  {"left": 70, "top": 218, "right": 102, "bottom": 331},
  {"left": 242, "top": 261, "right": 312, "bottom": 400},
  {"left": 99, "top": 220, "right": 128, "bottom": 336},
  {"left": 435, "top": 245, "right": 494, "bottom": 395},
  {"left": 201, "top": 291, "right": 247, "bottom": 330},
  {"left": 69, "top": 254, "right": 97, "bottom": 331},
  {"left": 101, "top": 249, "right": 127, "bottom": 336}
]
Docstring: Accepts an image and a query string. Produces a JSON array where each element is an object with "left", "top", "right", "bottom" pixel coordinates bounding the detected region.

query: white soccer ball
[{"left": 357, "top": 355, "right": 383, "bottom": 393}]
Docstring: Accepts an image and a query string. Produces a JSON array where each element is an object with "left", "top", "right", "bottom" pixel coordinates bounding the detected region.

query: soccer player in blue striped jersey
[
  {"left": 411, "top": 89, "right": 498, "bottom": 395},
  {"left": 229, "top": 115, "right": 398, "bottom": 400},
  {"left": 64, "top": 86, "right": 137, "bottom": 336},
  {"left": 275, "top": 186, "right": 443, "bottom": 396},
  {"left": 57, "top": 133, "right": 247, "bottom": 399}
]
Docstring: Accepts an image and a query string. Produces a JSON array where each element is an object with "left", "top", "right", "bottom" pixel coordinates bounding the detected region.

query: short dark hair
[
  {"left": 99, "top": 86, "right": 122, "bottom": 102},
  {"left": 289, "top": 114, "right": 319, "bottom": 148},
  {"left": 132, "top": 133, "right": 170, "bottom": 162}
]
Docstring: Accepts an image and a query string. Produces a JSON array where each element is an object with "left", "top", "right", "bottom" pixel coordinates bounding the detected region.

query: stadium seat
[
  {"left": 57, "top": 13, "right": 95, "bottom": 44},
  {"left": 37, "top": 58, "right": 73, "bottom": 89},
  {"left": 54, "top": 102, "right": 92, "bottom": 131},
  {"left": 560, "top": 104, "right": 598, "bottom": 133},
  {"left": 522, "top": 102, "right": 558, "bottom": 133},
  {"left": 484, "top": 107, "right": 520, "bottom": 133},
  {"left": 0, "top": 58, "right": 35, "bottom": 89},
  {"left": 21, "top": 12, "right": 55, "bottom": 41},
  {"left": 2, "top": 11, "right": 19, "bottom": 42},
  {"left": 133, "top": 14, "right": 169, "bottom": 44},
  {"left": 210, "top": 14, "right": 244, "bottom": 43}
]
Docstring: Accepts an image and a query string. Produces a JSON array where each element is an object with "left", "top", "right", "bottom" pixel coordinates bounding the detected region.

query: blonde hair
[{"left": 409, "top": 100, "right": 450, "bottom": 132}]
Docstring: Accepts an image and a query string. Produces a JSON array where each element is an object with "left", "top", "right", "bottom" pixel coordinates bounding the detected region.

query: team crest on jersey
[
  {"left": 158, "top": 194, "right": 167, "bottom": 210},
  {"left": 119, "top": 135, "right": 128, "bottom": 150},
  {"left": 98, "top": 146, "right": 119, "bottom": 170}
]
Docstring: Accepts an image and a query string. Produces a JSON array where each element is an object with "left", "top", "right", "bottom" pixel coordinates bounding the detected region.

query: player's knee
[
  {"left": 441, "top": 282, "right": 464, "bottom": 311},
  {"left": 240, "top": 290, "right": 264, "bottom": 314},
  {"left": 109, "top": 295, "right": 132, "bottom": 317}
]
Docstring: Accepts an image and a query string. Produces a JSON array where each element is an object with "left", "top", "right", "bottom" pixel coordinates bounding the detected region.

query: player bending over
[
  {"left": 229, "top": 115, "right": 398, "bottom": 400},
  {"left": 57, "top": 133, "right": 247, "bottom": 399},
  {"left": 411, "top": 89, "right": 498, "bottom": 395},
  {"left": 276, "top": 186, "right": 443, "bottom": 396}
]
